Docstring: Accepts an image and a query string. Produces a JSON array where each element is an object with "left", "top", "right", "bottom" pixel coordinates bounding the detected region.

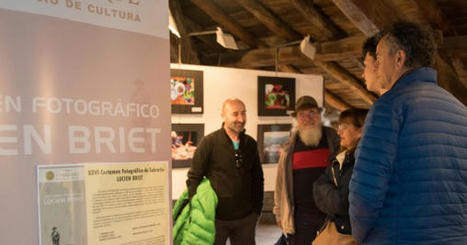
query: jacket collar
[
  {"left": 332, "top": 150, "right": 355, "bottom": 171},
  {"left": 391, "top": 67, "right": 437, "bottom": 91}
]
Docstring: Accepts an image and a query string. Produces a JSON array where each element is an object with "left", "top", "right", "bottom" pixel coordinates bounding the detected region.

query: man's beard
[
  {"left": 228, "top": 122, "right": 245, "bottom": 134},
  {"left": 297, "top": 124, "right": 322, "bottom": 147}
]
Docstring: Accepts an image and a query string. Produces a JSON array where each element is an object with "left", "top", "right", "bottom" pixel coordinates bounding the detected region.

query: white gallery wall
[{"left": 171, "top": 63, "right": 323, "bottom": 199}]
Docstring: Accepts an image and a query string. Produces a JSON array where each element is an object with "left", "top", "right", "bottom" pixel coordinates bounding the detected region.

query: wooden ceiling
[{"left": 169, "top": 0, "right": 467, "bottom": 112}]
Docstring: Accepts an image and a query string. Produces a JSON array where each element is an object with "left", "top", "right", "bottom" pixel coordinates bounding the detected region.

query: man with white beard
[{"left": 273, "top": 95, "right": 339, "bottom": 245}]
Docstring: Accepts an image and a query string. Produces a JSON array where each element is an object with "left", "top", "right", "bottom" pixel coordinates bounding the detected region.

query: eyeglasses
[
  {"left": 338, "top": 124, "right": 349, "bottom": 130},
  {"left": 297, "top": 110, "right": 320, "bottom": 119},
  {"left": 234, "top": 150, "right": 244, "bottom": 168}
]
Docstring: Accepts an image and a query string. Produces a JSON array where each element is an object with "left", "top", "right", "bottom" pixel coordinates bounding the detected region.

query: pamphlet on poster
[{"left": 37, "top": 161, "right": 169, "bottom": 245}]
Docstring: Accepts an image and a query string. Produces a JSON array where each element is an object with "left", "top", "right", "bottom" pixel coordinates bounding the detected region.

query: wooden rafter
[
  {"left": 169, "top": 0, "right": 200, "bottom": 64},
  {"left": 451, "top": 59, "right": 467, "bottom": 84},
  {"left": 324, "top": 90, "right": 352, "bottom": 111},
  {"left": 290, "top": 0, "right": 344, "bottom": 40},
  {"left": 234, "top": 46, "right": 304, "bottom": 68},
  {"left": 229, "top": 34, "right": 467, "bottom": 67},
  {"left": 235, "top": 0, "right": 301, "bottom": 42},
  {"left": 314, "top": 61, "right": 376, "bottom": 105},
  {"left": 331, "top": 0, "right": 378, "bottom": 36},
  {"left": 441, "top": 35, "right": 467, "bottom": 58},
  {"left": 233, "top": 35, "right": 365, "bottom": 68},
  {"left": 412, "top": 0, "right": 452, "bottom": 33},
  {"left": 451, "top": 59, "right": 467, "bottom": 104},
  {"left": 183, "top": 14, "right": 220, "bottom": 48}
]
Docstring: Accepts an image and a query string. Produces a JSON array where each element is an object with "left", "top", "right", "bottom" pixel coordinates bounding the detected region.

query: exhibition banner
[
  {"left": 0, "top": 1, "right": 170, "bottom": 244},
  {"left": 38, "top": 162, "right": 169, "bottom": 245}
]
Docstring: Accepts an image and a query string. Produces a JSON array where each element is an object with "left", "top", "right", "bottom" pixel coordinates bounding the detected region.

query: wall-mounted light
[
  {"left": 299, "top": 35, "right": 316, "bottom": 60},
  {"left": 187, "top": 27, "right": 238, "bottom": 50},
  {"left": 274, "top": 35, "right": 316, "bottom": 60}
]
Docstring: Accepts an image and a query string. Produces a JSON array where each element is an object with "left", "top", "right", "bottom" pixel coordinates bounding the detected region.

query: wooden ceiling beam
[
  {"left": 169, "top": 32, "right": 179, "bottom": 63},
  {"left": 278, "top": 64, "right": 300, "bottom": 74},
  {"left": 412, "top": 0, "right": 453, "bottom": 34},
  {"left": 318, "top": 35, "right": 365, "bottom": 60},
  {"left": 290, "top": 0, "right": 344, "bottom": 40},
  {"left": 314, "top": 61, "right": 377, "bottom": 105},
  {"left": 234, "top": 35, "right": 366, "bottom": 67},
  {"left": 235, "top": 0, "right": 302, "bottom": 42},
  {"left": 190, "top": 0, "right": 265, "bottom": 48},
  {"left": 443, "top": 58, "right": 467, "bottom": 105},
  {"left": 332, "top": 0, "right": 403, "bottom": 36},
  {"left": 232, "top": 34, "right": 467, "bottom": 67},
  {"left": 451, "top": 59, "right": 467, "bottom": 85},
  {"left": 441, "top": 35, "right": 467, "bottom": 58},
  {"left": 182, "top": 13, "right": 220, "bottom": 48},
  {"left": 169, "top": 0, "right": 200, "bottom": 64},
  {"left": 324, "top": 90, "right": 352, "bottom": 111}
]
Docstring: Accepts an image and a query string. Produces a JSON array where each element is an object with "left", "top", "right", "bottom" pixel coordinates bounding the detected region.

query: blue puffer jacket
[{"left": 349, "top": 68, "right": 467, "bottom": 245}]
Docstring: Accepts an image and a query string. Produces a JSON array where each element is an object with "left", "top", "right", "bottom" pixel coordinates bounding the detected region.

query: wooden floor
[
  {"left": 256, "top": 224, "right": 282, "bottom": 244},
  {"left": 226, "top": 224, "right": 282, "bottom": 245}
]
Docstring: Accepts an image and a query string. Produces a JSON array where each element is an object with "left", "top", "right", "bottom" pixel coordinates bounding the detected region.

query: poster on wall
[
  {"left": 170, "top": 69, "right": 204, "bottom": 114},
  {"left": 258, "top": 76, "right": 296, "bottom": 116},
  {"left": 0, "top": 1, "right": 170, "bottom": 244},
  {"left": 257, "top": 124, "right": 292, "bottom": 163},
  {"left": 171, "top": 124, "right": 204, "bottom": 168},
  {"left": 38, "top": 162, "right": 169, "bottom": 245}
]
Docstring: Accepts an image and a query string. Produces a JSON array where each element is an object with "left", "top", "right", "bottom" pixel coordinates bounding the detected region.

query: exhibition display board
[
  {"left": 0, "top": 1, "right": 170, "bottom": 244},
  {"left": 170, "top": 64, "right": 324, "bottom": 197}
]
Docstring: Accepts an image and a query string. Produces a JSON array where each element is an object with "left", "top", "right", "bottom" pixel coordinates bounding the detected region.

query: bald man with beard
[{"left": 274, "top": 96, "right": 339, "bottom": 245}]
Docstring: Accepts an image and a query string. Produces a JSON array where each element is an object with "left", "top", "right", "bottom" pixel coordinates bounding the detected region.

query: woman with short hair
[{"left": 312, "top": 108, "right": 368, "bottom": 245}]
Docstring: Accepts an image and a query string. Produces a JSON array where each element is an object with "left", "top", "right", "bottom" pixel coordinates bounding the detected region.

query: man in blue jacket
[{"left": 349, "top": 21, "right": 467, "bottom": 245}]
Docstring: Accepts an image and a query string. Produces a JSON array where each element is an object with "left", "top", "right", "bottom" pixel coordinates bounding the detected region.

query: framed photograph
[
  {"left": 171, "top": 124, "right": 204, "bottom": 168},
  {"left": 257, "top": 124, "right": 292, "bottom": 164},
  {"left": 258, "top": 76, "right": 295, "bottom": 116},
  {"left": 170, "top": 69, "right": 204, "bottom": 114}
]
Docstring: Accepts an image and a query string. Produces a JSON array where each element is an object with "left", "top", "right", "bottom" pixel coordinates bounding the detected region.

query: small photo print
[
  {"left": 171, "top": 124, "right": 204, "bottom": 168},
  {"left": 263, "top": 131, "right": 290, "bottom": 163},
  {"left": 258, "top": 76, "right": 295, "bottom": 116},
  {"left": 170, "top": 69, "right": 204, "bottom": 114},
  {"left": 171, "top": 76, "right": 195, "bottom": 105},
  {"left": 264, "top": 83, "right": 291, "bottom": 110},
  {"left": 171, "top": 130, "right": 199, "bottom": 160},
  {"left": 257, "top": 124, "right": 292, "bottom": 163}
]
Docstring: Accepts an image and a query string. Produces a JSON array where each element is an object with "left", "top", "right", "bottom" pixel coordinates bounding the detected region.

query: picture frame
[
  {"left": 257, "top": 124, "right": 292, "bottom": 164},
  {"left": 170, "top": 69, "right": 204, "bottom": 114},
  {"left": 171, "top": 124, "right": 205, "bottom": 168},
  {"left": 258, "top": 76, "right": 295, "bottom": 116}
]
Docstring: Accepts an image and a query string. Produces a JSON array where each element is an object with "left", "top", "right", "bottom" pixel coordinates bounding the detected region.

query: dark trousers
[
  {"left": 287, "top": 209, "right": 326, "bottom": 245},
  {"left": 214, "top": 212, "right": 258, "bottom": 245}
]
